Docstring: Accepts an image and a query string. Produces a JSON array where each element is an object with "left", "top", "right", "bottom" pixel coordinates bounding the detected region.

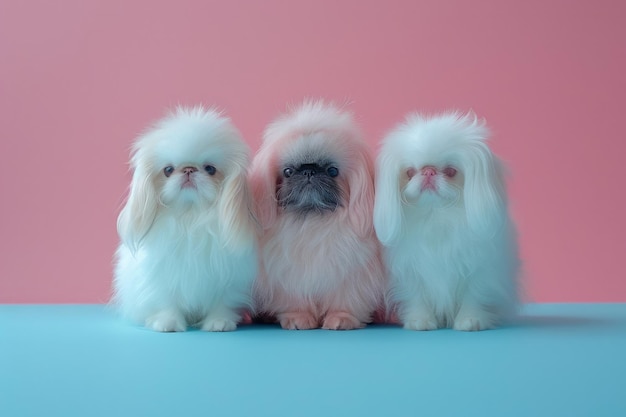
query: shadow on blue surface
[{"left": 513, "top": 314, "right": 619, "bottom": 327}]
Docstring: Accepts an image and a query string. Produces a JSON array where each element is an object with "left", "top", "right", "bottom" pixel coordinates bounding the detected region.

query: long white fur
[
  {"left": 250, "top": 101, "right": 385, "bottom": 330},
  {"left": 113, "top": 106, "right": 258, "bottom": 332},
  {"left": 374, "top": 112, "right": 520, "bottom": 331}
]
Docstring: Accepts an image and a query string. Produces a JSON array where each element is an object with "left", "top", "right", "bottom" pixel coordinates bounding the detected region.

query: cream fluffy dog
[{"left": 250, "top": 101, "right": 385, "bottom": 330}]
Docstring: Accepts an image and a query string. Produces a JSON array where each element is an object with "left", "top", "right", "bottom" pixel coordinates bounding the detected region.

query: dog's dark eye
[
  {"left": 204, "top": 165, "right": 217, "bottom": 176},
  {"left": 163, "top": 166, "right": 174, "bottom": 177},
  {"left": 327, "top": 167, "right": 339, "bottom": 177},
  {"left": 443, "top": 167, "right": 457, "bottom": 178},
  {"left": 283, "top": 167, "right": 294, "bottom": 178}
]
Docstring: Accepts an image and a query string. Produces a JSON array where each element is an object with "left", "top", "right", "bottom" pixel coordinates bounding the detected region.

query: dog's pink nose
[
  {"left": 421, "top": 166, "right": 437, "bottom": 177},
  {"left": 183, "top": 167, "right": 198, "bottom": 175}
]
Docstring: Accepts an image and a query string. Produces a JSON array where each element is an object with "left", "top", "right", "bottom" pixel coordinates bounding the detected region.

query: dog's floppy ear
[
  {"left": 346, "top": 143, "right": 377, "bottom": 239},
  {"left": 463, "top": 142, "right": 507, "bottom": 238},
  {"left": 373, "top": 151, "right": 405, "bottom": 246},
  {"left": 249, "top": 144, "right": 279, "bottom": 230},
  {"left": 218, "top": 159, "right": 257, "bottom": 249},
  {"left": 117, "top": 161, "right": 158, "bottom": 254}
]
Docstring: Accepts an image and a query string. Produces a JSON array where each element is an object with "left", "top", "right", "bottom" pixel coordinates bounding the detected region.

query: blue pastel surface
[{"left": 1, "top": 304, "right": 625, "bottom": 417}]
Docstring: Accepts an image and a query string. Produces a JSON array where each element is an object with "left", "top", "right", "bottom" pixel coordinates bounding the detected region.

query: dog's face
[
  {"left": 374, "top": 112, "right": 507, "bottom": 245},
  {"left": 276, "top": 138, "right": 345, "bottom": 215},
  {"left": 158, "top": 164, "right": 222, "bottom": 208},
  {"left": 250, "top": 101, "right": 376, "bottom": 237},
  {"left": 118, "top": 107, "right": 254, "bottom": 252},
  {"left": 149, "top": 136, "right": 226, "bottom": 208},
  {"left": 383, "top": 116, "right": 472, "bottom": 210},
  {"left": 401, "top": 150, "right": 465, "bottom": 210}
]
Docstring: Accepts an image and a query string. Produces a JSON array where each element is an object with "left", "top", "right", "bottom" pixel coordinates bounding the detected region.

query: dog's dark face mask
[{"left": 276, "top": 159, "right": 344, "bottom": 215}]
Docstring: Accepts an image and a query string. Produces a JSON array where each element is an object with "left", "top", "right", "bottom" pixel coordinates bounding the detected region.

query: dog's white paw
[
  {"left": 201, "top": 318, "right": 237, "bottom": 332},
  {"left": 145, "top": 311, "right": 186, "bottom": 332},
  {"left": 453, "top": 315, "right": 493, "bottom": 332},
  {"left": 403, "top": 316, "right": 438, "bottom": 331}
]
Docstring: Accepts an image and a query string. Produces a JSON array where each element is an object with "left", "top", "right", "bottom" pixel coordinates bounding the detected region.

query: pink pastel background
[{"left": 0, "top": 0, "right": 624, "bottom": 303}]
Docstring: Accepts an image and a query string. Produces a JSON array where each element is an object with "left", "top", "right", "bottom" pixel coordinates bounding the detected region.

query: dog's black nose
[{"left": 298, "top": 163, "right": 319, "bottom": 177}]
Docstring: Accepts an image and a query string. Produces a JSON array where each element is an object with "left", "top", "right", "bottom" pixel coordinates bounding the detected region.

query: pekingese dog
[
  {"left": 374, "top": 112, "right": 520, "bottom": 331},
  {"left": 250, "top": 101, "right": 385, "bottom": 330},
  {"left": 113, "top": 106, "right": 258, "bottom": 332}
]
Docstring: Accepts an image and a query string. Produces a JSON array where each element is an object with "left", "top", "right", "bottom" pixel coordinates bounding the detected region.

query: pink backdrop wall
[{"left": 1, "top": 0, "right": 624, "bottom": 303}]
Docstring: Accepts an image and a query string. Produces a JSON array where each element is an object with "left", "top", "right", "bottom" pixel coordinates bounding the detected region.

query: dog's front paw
[
  {"left": 403, "top": 316, "right": 438, "bottom": 331},
  {"left": 145, "top": 311, "right": 186, "bottom": 332},
  {"left": 278, "top": 312, "right": 319, "bottom": 330},
  {"left": 322, "top": 311, "right": 364, "bottom": 330},
  {"left": 201, "top": 318, "right": 237, "bottom": 332},
  {"left": 453, "top": 315, "right": 494, "bottom": 331}
]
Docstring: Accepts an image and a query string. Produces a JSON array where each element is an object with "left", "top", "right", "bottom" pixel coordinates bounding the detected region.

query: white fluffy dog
[
  {"left": 374, "top": 112, "right": 520, "bottom": 331},
  {"left": 113, "top": 107, "right": 258, "bottom": 332}
]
